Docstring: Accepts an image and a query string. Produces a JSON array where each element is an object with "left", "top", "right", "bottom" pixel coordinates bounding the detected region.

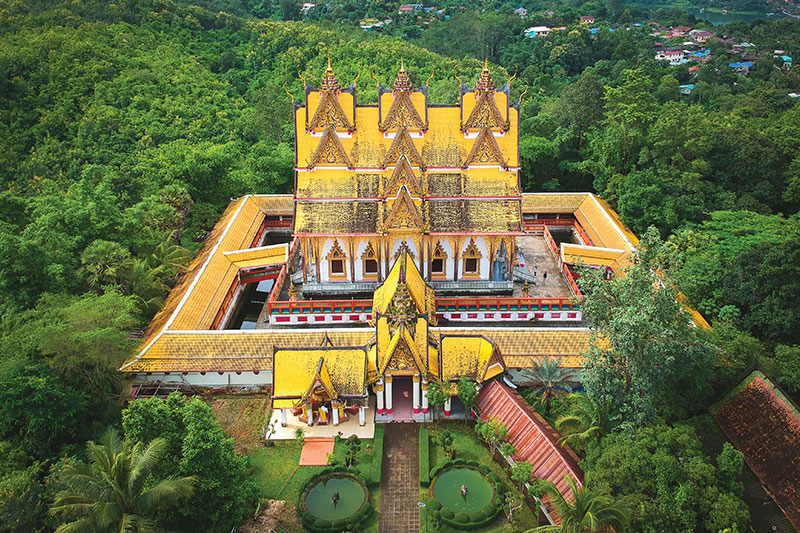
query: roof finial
[
  {"left": 352, "top": 65, "right": 362, "bottom": 88},
  {"left": 327, "top": 48, "right": 332, "bottom": 71},
  {"left": 297, "top": 64, "right": 307, "bottom": 88},
  {"left": 370, "top": 66, "right": 381, "bottom": 89},
  {"left": 399, "top": 245, "right": 407, "bottom": 283},
  {"left": 400, "top": 51, "right": 405, "bottom": 72},
  {"left": 509, "top": 65, "right": 518, "bottom": 86},
  {"left": 453, "top": 66, "right": 463, "bottom": 91},
  {"left": 518, "top": 83, "right": 529, "bottom": 104},
  {"left": 425, "top": 66, "right": 435, "bottom": 88},
  {"left": 283, "top": 80, "right": 295, "bottom": 103}
]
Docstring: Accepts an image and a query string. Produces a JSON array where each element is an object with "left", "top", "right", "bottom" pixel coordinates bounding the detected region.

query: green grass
[
  {"left": 249, "top": 436, "right": 381, "bottom": 531},
  {"left": 423, "top": 422, "right": 539, "bottom": 532}
]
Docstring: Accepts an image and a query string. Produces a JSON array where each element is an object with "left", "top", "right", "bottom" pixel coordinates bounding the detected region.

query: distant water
[{"left": 686, "top": 6, "right": 768, "bottom": 25}]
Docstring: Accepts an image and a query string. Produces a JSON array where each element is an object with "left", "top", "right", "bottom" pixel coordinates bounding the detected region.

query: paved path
[{"left": 378, "top": 424, "right": 420, "bottom": 532}]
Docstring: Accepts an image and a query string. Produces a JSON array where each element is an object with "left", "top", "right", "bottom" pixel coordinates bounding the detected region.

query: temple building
[
  {"left": 120, "top": 59, "right": 668, "bottom": 427},
  {"left": 294, "top": 58, "right": 521, "bottom": 296}
]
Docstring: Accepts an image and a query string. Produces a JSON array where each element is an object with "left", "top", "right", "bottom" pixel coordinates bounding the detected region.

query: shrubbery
[
  {"left": 419, "top": 428, "right": 430, "bottom": 487},
  {"left": 428, "top": 460, "right": 503, "bottom": 530}
]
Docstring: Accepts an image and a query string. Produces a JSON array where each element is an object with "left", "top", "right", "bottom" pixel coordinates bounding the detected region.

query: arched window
[
  {"left": 362, "top": 241, "right": 378, "bottom": 280},
  {"left": 326, "top": 240, "right": 347, "bottom": 279},
  {"left": 431, "top": 240, "right": 448, "bottom": 279},
  {"left": 462, "top": 238, "right": 482, "bottom": 278}
]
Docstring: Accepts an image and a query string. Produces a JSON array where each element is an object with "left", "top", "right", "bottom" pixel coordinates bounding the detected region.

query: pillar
[
  {"left": 385, "top": 375, "right": 393, "bottom": 415},
  {"left": 375, "top": 380, "right": 385, "bottom": 415},
  {"left": 304, "top": 402, "right": 314, "bottom": 426},
  {"left": 421, "top": 378, "right": 429, "bottom": 414},
  {"left": 319, "top": 405, "right": 328, "bottom": 425},
  {"left": 444, "top": 397, "right": 451, "bottom": 417},
  {"left": 358, "top": 406, "right": 366, "bottom": 426},
  {"left": 413, "top": 374, "right": 421, "bottom": 414},
  {"left": 332, "top": 405, "right": 339, "bottom": 426},
  {"left": 280, "top": 408, "right": 288, "bottom": 427}
]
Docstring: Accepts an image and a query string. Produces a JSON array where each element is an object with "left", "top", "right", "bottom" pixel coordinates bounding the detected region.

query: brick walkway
[{"left": 378, "top": 424, "right": 420, "bottom": 532}]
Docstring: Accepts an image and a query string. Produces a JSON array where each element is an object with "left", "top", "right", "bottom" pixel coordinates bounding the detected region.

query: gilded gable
[
  {"left": 385, "top": 156, "right": 422, "bottom": 197},
  {"left": 463, "top": 127, "right": 507, "bottom": 168},
  {"left": 463, "top": 92, "right": 507, "bottom": 131},
  {"left": 381, "top": 93, "right": 425, "bottom": 132},
  {"left": 384, "top": 187, "right": 422, "bottom": 230},
  {"left": 383, "top": 128, "right": 422, "bottom": 168},
  {"left": 309, "top": 91, "right": 355, "bottom": 132},
  {"left": 309, "top": 127, "right": 353, "bottom": 169}
]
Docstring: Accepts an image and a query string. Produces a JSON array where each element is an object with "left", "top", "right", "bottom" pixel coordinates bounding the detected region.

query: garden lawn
[
  {"left": 249, "top": 435, "right": 381, "bottom": 531},
  {"left": 423, "top": 422, "right": 539, "bottom": 531}
]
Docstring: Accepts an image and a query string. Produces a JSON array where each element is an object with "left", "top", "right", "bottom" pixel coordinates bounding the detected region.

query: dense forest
[{"left": 0, "top": 0, "right": 798, "bottom": 530}]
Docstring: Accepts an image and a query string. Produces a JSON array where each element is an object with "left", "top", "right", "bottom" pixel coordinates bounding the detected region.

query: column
[
  {"left": 305, "top": 402, "right": 314, "bottom": 426},
  {"left": 280, "top": 408, "right": 288, "bottom": 427},
  {"left": 358, "top": 406, "right": 366, "bottom": 426},
  {"left": 421, "top": 379, "right": 429, "bottom": 414},
  {"left": 413, "top": 374, "right": 421, "bottom": 414},
  {"left": 319, "top": 405, "right": 328, "bottom": 425},
  {"left": 444, "top": 397, "right": 451, "bottom": 417},
  {"left": 375, "top": 380, "right": 384, "bottom": 415},
  {"left": 332, "top": 404, "right": 340, "bottom": 426},
  {"left": 385, "top": 375, "right": 393, "bottom": 415}
]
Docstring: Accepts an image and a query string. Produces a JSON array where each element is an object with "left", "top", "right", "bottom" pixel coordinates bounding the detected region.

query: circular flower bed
[
  {"left": 428, "top": 459, "right": 503, "bottom": 530},
  {"left": 297, "top": 468, "right": 372, "bottom": 532}
]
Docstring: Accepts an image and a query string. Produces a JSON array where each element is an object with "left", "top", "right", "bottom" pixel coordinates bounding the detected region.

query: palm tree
[
  {"left": 555, "top": 393, "right": 613, "bottom": 451},
  {"left": 527, "top": 475, "right": 630, "bottom": 533},
  {"left": 521, "top": 355, "right": 572, "bottom": 414},
  {"left": 80, "top": 240, "right": 133, "bottom": 292},
  {"left": 50, "top": 429, "right": 195, "bottom": 532}
]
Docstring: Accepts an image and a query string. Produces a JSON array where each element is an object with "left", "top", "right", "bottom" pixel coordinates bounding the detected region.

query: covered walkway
[{"left": 475, "top": 380, "right": 583, "bottom": 502}]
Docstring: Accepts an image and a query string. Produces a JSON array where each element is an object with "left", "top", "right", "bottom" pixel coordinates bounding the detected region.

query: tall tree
[
  {"left": 579, "top": 227, "right": 713, "bottom": 429},
  {"left": 50, "top": 429, "right": 195, "bottom": 532},
  {"left": 555, "top": 393, "right": 612, "bottom": 452}
]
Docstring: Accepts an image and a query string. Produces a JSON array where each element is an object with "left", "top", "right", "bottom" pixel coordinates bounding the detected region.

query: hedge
[
  {"left": 419, "top": 428, "right": 431, "bottom": 487},
  {"left": 368, "top": 425, "right": 385, "bottom": 487},
  {"left": 427, "top": 461, "right": 504, "bottom": 531},
  {"left": 297, "top": 473, "right": 373, "bottom": 532}
]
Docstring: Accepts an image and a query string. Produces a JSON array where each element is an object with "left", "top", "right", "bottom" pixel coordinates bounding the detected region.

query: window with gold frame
[
  {"left": 462, "top": 238, "right": 482, "bottom": 278},
  {"left": 431, "top": 240, "right": 448, "bottom": 280},
  {"left": 326, "top": 240, "right": 347, "bottom": 280},
  {"left": 361, "top": 241, "right": 378, "bottom": 280}
]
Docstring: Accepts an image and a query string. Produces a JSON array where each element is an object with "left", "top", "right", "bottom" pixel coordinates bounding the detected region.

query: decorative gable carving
[
  {"left": 385, "top": 189, "right": 422, "bottom": 230},
  {"left": 309, "top": 127, "right": 353, "bottom": 169},
  {"left": 381, "top": 93, "right": 425, "bottom": 132},
  {"left": 463, "top": 92, "right": 507, "bottom": 131},
  {"left": 393, "top": 240, "right": 417, "bottom": 261},
  {"left": 385, "top": 156, "right": 422, "bottom": 197},
  {"left": 462, "top": 127, "right": 507, "bottom": 169},
  {"left": 382, "top": 128, "right": 422, "bottom": 168},
  {"left": 309, "top": 91, "right": 354, "bottom": 132}
]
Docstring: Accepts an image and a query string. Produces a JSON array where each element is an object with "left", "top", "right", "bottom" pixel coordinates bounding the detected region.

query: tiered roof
[{"left": 293, "top": 60, "right": 521, "bottom": 237}]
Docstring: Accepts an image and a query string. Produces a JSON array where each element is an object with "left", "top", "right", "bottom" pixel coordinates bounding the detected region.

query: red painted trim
[
  {"left": 426, "top": 196, "right": 522, "bottom": 201},
  {"left": 296, "top": 197, "right": 383, "bottom": 201}
]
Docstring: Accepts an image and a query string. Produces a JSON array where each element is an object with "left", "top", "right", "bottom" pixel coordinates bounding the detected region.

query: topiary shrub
[
  {"left": 466, "top": 459, "right": 479, "bottom": 467},
  {"left": 482, "top": 505, "right": 497, "bottom": 518},
  {"left": 441, "top": 508, "right": 455, "bottom": 519},
  {"left": 314, "top": 518, "right": 331, "bottom": 529},
  {"left": 331, "top": 519, "right": 346, "bottom": 529},
  {"left": 427, "top": 498, "right": 441, "bottom": 511},
  {"left": 455, "top": 512, "right": 470, "bottom": 523},
  {"left": 419, "top": 428, "right": 430, "bottom": 487},
  {"left": 469, "top": 512, "right": 482, "bottom": 521}
]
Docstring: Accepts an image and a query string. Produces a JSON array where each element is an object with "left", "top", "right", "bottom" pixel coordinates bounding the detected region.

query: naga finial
[
  {"left": 425, "top": 66, "right": 435, "bottom": 88},
  {"left": 352, "top": 65, "right": 362, "bottom": 88},
  {"left": 283, "top": 80, "right": 295, "bottom": 103},
  {"left": 370, "top": 66, "right": 381, "bottom": 89},
  {"left": 453, "top": 66, "right": 463, "bottom": 91},
  {"left": 509, "top": 65, "right": 518, "bottom": 86},
  {"left": 297, "top": 64, "right": 307, "bottom": 88},
  {"left": 518, "top": 83, "right": 529, "bottom": 104}
]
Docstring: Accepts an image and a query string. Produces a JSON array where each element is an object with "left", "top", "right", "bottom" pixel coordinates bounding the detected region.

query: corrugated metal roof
[{"left": 476, "top": 380, "right": 583, "bottom": 507}]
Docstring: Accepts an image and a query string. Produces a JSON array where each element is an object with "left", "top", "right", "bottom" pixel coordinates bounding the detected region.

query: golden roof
[
  {"left": 372, "top": 251, "right": 433, "bottom": 317},
  {"left": 378, "top": 323, "right": 427, "bottom": 376},
  {"left": 440, "top": 335, "right": 503, "bottom": 382},
  {"left": 273, "top": 348, "right": 367, "bottom": 408},
  {"left": 223, "top": 243, "right": 288, "bottom": 270},
  {"left": 132, "top": 195, "right": 293, "bottom": 351},
  {"left": 122, "top": 329, "right": 375, "bottom": 373},
  {"left": 433, "top": 328, "right": 592, "bottom": 360}
]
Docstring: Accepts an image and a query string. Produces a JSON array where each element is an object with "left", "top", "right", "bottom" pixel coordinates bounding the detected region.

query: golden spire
[
  {"left": 321, "top": 52, "right": 340, "bottom": 92},
  {"left": 393, "top": 55, "right": 412, "bottom": 93},
  {"left": 475, "top": 56, "right": 495, "bottom": 93}
]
